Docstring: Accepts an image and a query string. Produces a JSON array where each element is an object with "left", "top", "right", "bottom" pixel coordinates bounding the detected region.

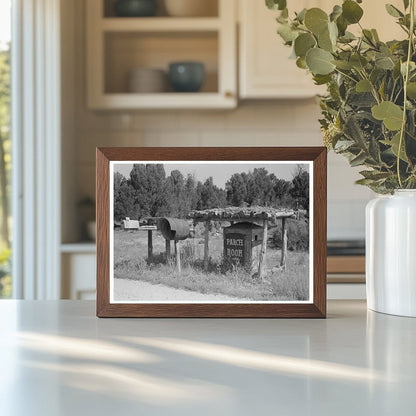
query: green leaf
[
  {"left": 350, "top": 151, "right": 367, "bottom": 167},
  {"left": 330, "top": 5, "right": 342, "bottom": 22},
  {"left": 277, "top": 23, "right": 298, "bottom": 43},
  {"left": 296, "top": 8, "right": 307, "bottom": 23},
  {"left": 318, "top": 27, "right": 334, "bottom": 52},
  {"left": 350, "top": 54, "right": 368, "bottom": 70},
  {"left": 403, "top": 0, "right": 410, "bottom": 10},
  {"left": 378, "top": 78, "right": 386, "bottom": 99},
  {"left": 328, "top": 21, "right": 338, "bottom": 44},
  {"left": 304, "top": 8, "right": 329, "bottom": 35},
  {"left": 372, "top": 101, "right": 404, "bottom": 131},
  {"left": 401, "top": 61, "right": 416, "bottom": 76},
  {"left": 336, "top": 15, "right": 348, "bottom": 36},
  {"left": 344, "top": 115, "right": 367, "bottom": 147},
  {"left": 375, "top": 55, "right": 395, "bottom": 70},
  {"left": 342, "top": 0, "right": 364, "bottom": 24},
  {"left": 339, "top": 31, "right": 356, "bottom": 43},
  {"left": 296, "top": 57, "right": 308, "bottom": 69},
  {"left": 360, "top": 170, "right": 391, "bottom": 181},
  {"left": 386, "top": 132, "right": 409, "bottom": 162},
  {"left": 333, "top": 60, "right": 353, "bottom": 70},
  {"left": 306, "top": 48, "right": 335, "bottom": 75},
  {"left": 266, "top": 0, "right": 287, "bottom": 11},
  {"left": 369, "top": 136, "right": 381, "bottom": 163},
  {"left": 407, "top": 82, "right": 416, "bottom": 99},
  {"left": 385, "top": 4, "right": 403, "bottom": 18},
  {"left": 363, "top": 29, "right": 376, "bottom": 46},
  {"left": 371, "top": 29, "right": 380, "bottom": 42},
  {"left": 294, "top": 33, "right": 316, "bottom": 58},
  {"left": 334, "top": 140, "right": 354, "bottom": 151},
  {"left": 348, "top": 92, "right": 377, "bottom": 107},
  {"left": 356, "top": 79, "right": 372, "bottom": 92},
  {"left": 313, "top": 74, "right": 332, "bottom": 85},
  {"left": 355, "top": 178, "right": 377, "bottom": 186}
]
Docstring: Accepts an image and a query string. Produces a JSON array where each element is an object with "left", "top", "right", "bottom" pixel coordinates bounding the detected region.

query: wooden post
[
  {"left": 258, "top": 219, "right": 268, "bottom": 279},
  {"left": 204, "top": 220, "right": 210, "bottom": 270},
  {"left": 175, "top": 240, "right": 181, "bottom": 273},
  {"left": 165, "top": 238, "right": 171, "bottom": 259},
  {"left": 147, "top": 230, "right": 153, "bottom": 260},
  {"left": 280, "top": 217, "right": 287, "bottom": 270}
]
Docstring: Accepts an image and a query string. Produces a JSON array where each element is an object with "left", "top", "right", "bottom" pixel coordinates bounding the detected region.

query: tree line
[{"left": 114, "top": 164, "right": 309, "bottom": 221}]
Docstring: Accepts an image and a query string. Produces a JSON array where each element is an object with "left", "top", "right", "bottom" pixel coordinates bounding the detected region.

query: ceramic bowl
[
  {"left": 128, "top": 68, "right": 167, "bottom": 93},
  {"left": 114, "top": 0, "right": 158, "bottom": 17},
  {"left": 168, "top": 62, "right": 205, "bottom": 92}
]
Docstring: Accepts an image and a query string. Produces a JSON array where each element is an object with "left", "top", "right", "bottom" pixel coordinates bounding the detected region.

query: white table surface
[{"left": 0, "top": 300, "right": 415, "bottom": 416}]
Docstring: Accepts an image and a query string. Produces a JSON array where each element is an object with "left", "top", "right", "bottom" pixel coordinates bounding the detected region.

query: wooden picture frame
[{"left": 96, "top": 147, "right": 327, "bottom": 318}]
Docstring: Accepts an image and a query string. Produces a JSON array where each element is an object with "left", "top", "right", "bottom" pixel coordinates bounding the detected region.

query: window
[{"left": 0, "top": 0, "right": 11, "bottom": 298}]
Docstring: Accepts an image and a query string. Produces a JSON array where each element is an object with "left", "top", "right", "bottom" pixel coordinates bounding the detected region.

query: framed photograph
[{"left": 96, "top": 147, "right": 326, "bottom": 317}]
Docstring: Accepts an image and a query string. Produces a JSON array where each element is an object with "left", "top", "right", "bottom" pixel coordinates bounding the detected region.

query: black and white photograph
[{"left": 110, "top": 161, "right": 313, "bottom": 303}]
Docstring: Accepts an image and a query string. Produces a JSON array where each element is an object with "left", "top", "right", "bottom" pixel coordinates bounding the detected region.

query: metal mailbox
[
  {"left": 158, "top": 217, "right": 190, "bottom": 241},
  {"left": 223, "top": 222, "right": 263, "bottom": 268}
]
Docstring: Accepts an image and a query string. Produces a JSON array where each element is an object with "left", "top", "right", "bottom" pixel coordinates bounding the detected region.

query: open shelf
[
  {"left": 61, "top": 243, "right": 96, "bottom": 254},
  {"left": 101, "top": 17, "right": 221, "bottom": 32},
  {"left": 87, "top": 0, "right": 236, "bottom": 109},
  {"left": 104, "top": 31, "right": 218, "bottom": 94},
  {"left": 103, "top": 0, "right": 219, "bottom": 18},
  {"left": 91, "top": 92, "right": 235, "bottom": 109}
]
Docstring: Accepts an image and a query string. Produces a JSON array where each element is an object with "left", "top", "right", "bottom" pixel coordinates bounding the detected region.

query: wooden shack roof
[{"left": 187, "top": 206, "right": 295, "bottom": 222}]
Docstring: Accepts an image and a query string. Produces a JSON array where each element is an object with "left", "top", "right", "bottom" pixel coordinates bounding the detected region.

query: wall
[{"left": 61, "top": 0, "right": 374, "bottom": 243}]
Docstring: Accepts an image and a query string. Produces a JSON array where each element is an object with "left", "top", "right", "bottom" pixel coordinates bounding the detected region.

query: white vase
[{"left": 366, "top": 190, "right": 416, "bottom": 317}]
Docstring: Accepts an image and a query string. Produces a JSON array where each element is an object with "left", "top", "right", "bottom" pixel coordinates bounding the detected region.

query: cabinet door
[
  {"left": 239, "top": 0, "right": 326, "bottom": 99},
  {"left": 358, "top": 0, "right": 404, "bottom": 41},
  {"left": 62, "top": 253, "right": 96, "bottom": 300},
  {"left": 239, "top": 0, "right": 403, "bottom": 99}
]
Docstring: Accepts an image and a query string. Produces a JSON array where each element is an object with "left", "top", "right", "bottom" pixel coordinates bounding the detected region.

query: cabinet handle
[{"left": 225, "top": 91, "right": 234, "bottom": 99}]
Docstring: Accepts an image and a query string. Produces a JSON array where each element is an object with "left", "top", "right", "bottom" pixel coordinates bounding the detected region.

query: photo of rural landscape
[{"left": 111, "top": 162, "right": 312, "bottom": 303}]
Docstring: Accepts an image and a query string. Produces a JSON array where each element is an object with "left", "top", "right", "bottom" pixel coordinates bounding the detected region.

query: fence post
[
  {"left": 204, "top": 220, "right": 210, "bottom": 270},
  {"left": 165, "top": 239, "right": 171, "bottom": 259},
  {"left": 258, "top": 219, "right": 268, "bottom": 279},
  {"left": 147, "top": 230, "right": 153, "bottom": 260},
  {"left": 280, "top": 217, "right": 287, "bottom": 270},
  {"left": 175, "top": 240, "right": 181, "bottom": 273}
]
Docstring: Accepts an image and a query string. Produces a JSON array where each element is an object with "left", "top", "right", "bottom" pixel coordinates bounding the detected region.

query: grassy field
[{"left": 113, "top": 228, "right": 309, "bottom": 301}]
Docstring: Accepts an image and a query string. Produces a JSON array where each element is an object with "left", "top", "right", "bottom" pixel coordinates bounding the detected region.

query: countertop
[{"left": 0, "top": 300, "right": 415, "bottom": 415}]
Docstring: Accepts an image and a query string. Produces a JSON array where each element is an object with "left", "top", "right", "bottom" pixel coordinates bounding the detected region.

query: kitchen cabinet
[
  {"left": 61, "top": 245, "right": 96, "bottom": 300},
  {"left": 86, "top": 0, "right": 237, "bottom": 109},
  {"left": 239, "top": 0, "right": 325, "bottom": 99},
  {"left": 238, "top": 0, "right": 404, "bottom": 99}
]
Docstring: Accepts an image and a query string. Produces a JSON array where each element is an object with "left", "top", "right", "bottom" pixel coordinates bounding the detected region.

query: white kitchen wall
[{"left": 62, "top": 0, "right": 374, "bottom": 243}]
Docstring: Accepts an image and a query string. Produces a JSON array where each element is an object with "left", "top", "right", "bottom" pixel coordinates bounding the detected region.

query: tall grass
[
  {"left": 114, "top": 229, "right": 309, "bottom": 301},
  {"left": 271, "top": 217, "right": 309, "bottom": 251}
]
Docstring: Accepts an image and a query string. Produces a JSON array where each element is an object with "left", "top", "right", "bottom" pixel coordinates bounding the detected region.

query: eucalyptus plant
[{"left": 266, "top": 0, "right": 416, "bottom": 193}]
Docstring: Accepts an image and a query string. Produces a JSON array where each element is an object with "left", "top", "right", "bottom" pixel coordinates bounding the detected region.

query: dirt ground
[{"left": 113, "top": 278, "right": 249, "bottom": 302}]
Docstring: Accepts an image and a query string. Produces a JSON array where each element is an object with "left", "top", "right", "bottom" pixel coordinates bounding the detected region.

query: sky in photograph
[{"left": 113, "top": 162, "right": 309, "bottom": 188}]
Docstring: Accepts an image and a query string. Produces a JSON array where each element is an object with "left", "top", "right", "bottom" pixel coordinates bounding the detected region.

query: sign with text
[{"left": 224, "top": 233, "right": 246, "bottom": 265}]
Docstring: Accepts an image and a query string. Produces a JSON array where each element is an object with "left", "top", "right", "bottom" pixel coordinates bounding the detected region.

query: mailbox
[
  {"left": 223, "top": 222, "right": 263, "bottom": 269},
  {"left": 158, "top": 217, "right": 190, "bottom": 241}
]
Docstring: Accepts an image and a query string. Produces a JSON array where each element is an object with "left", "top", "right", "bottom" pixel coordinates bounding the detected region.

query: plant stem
[
  {"left": 397, "top": 0, "right": 415, "bottom": 188},
  {"left": 334, "top": 68, "right": 358, "bottom": 84}
]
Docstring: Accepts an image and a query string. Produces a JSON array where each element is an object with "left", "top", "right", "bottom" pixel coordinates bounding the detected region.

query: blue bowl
[
  {"left": 168, "top": 62, "right": 205, "bottom": 93},
  {"left": 114, "top": 0, "right": 157, "bottom": 17}
]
